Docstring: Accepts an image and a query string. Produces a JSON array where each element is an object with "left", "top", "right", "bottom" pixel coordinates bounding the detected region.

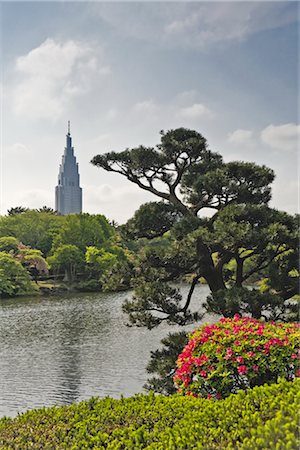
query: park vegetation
[
  {"left": 92, "top": 127, "right": 299, "bottom": 392},
  {"left": 0, "top": 128, "right": 299, "bottom": 447},
  {"left": 0, "top": 379, "right": 298, "bottom": 449},
  {"left": 0, "top": 210, "right": 134, "bottom": 297},
  {"left": 174, "top": 315, "right": 299, "bottom": 399}
]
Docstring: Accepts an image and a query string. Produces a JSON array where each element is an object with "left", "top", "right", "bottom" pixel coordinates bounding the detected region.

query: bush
[
  {"left": 174, "top": 315, "right": 299, "bottom": 399},
  {"left": 0, "top": 380, "right": 298, "bottom": 449},
  {"left": 0, "top": 251, "right": 34, "bottom": 297}
]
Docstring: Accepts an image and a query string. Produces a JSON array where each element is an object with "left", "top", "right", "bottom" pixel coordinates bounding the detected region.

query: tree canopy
[{"left": 92, "top": 128, "right": 298, "bottom": 328}]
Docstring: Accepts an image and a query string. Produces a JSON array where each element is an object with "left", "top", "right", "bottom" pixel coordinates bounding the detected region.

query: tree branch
[{"left": 181, "top": 276, "right": 199, "bottom": 314}]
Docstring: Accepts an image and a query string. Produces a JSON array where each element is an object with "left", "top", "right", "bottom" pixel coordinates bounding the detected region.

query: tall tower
[{"left": 55, "top": 122, "right": 82, "bottom": 215}]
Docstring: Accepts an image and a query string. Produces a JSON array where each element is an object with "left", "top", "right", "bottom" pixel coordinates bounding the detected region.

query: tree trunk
[
  {"left": 235, "top": 257, "right": 244, "bottom": 288},
  {"left": 196, "top": 238, "right": 226, "bottom": 292}
]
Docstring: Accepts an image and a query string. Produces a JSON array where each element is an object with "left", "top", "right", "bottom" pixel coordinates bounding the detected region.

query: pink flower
[
  {"left": 247, "top": 351, "right": 255, "bottom": 358},
  {"left": 226, "top": 347, "right": 233, "bottom": 356},
  {"left": 216, "top": 393, "right": 221, "bottom": 399},
  {"left": 200, "top": 370, "right": 207, "bottom": 378},
  {"left": 252, "top": 364, "right": 259, "bottom": 372},
  {"left": 291, "top": 354, "right": 297, "bottom": 359},
  {"left": 296, "top": 370, "right": 300, "bottom": 377},
  {"left": 238, "top": 365, "right": 248, "bottom": 375},
  {"left": 237, "top": 356, "right": 244, "bottom": 364}
]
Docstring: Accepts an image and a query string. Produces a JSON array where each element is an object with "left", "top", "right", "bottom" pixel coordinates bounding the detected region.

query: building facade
[{"left": 55, "top": 124, "right": 82, "bottom": 215}]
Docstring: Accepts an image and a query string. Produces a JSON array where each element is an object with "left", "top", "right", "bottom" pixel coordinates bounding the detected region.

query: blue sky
[{"left": 1, "top": 1, "right": 298, "bottom": 223}]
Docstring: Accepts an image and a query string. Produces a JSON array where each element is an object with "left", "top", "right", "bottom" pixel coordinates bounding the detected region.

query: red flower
[
  {"left": 252, "top": 364, "right": 259, "bottom": 372},
  {"left": 207, "top": 394, "right": 211, "bottom": 400},
  {"left": 237, "top": 356, "right": 244, "bottom": 364},
  {"left": 238, "top": 365, "right": 248, "bottom": 374},
  {"left": 296, "top": 370, "right": 300, "bottom": 377},
  {"left": 200, "top": 370, "right": 207, "bottom": 378},
  {"left": 216, "top": 393, "right": 221, "bottom": 399}
]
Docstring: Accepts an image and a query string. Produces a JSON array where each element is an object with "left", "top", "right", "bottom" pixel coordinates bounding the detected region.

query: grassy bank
[{"left": 0, "top": 380, "right": 298, "bottom": 449}]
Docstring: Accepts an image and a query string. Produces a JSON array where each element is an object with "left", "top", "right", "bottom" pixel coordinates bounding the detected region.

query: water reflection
[{"left": 0, "top": 285, "right": 216, "bottom": 417}]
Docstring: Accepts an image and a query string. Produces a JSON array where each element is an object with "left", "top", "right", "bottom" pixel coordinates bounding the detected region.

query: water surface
[{"left": 0, "top": 285, "right": 216, "bottom": 417}]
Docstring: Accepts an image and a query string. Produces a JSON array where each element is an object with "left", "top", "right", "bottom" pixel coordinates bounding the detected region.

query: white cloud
[
  {"left": 91, "top": 2, "right": 297, "bottom": 49},
  {"left": 133, "top": 100, "right": 158, "bottom": 114},
  {"left": 261, "top": 123, "right": 299, "bottom": 152},
  {"left": 228, "top": 129, "right": 253, "bottom": 145},
  {"left": 17, "top": 189, "right": 54, "bottom": 209},
  {"left": 177, "top": 103, "right": 214, "bottom": 120},
  {"left": 84, "top": 183, "right": 153, "bottom": 223},
  {"left": 4, "top": 143, "right": 32, "bottom": 158},
  {"left": 106, "top": 108, "right": 118, "bottom": 120},
  {"left": 12, "top": 38, "right": 110, "bottom": 120}
]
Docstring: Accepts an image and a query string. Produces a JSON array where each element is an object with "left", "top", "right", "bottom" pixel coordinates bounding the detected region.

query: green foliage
[
  {"left": 0, "top": 236, "right": 19, "bottom": 253},
  {"left": 92, "top": 128, "right": 298, "bottom": 328},
  {"left": 182, "top": 160, "right": 274, "bottom": 210},
  {"left": 174, "top": 317, "right": 300, "bottom": 399},
  {"left": 204, "top": 287, "right": 298, "bottom": 321},
  {"left": 121, "top": 202, "right": 183, "bottom": 239},
  {"left": 0, "top": 211, "right": 132, "bottom": 293},
  {"left": 48, "top": 245, "right": 85, "bottom": 282},
  {"left": 52, "top": 214, "right": 114, "bottom": 253},
  {"left": 7, "top": 206, "right": 28, "bottom": 216},
  {"left": 123, "top": 282, "right": 200, "bottom": 329},
  {"left": 85, "top": 246, "right": 118, "bottom": 274},
  {"left": 144, "top": 331, "right": 188, "bottom": 394},
  {"left": 0, "top": 380, "right": 298, "bottom": 449},
  {"left": 76, "top": 279, "right": 101, "bottom": 292},
  {"left": 101, "top": 259, "right": 134, "bottom": 292},
  {"left": 0, "top": 210, "right": 64, "bottom": 256},
  {"left": 0, "top": 252, "right": 33, "bottom": 297}
]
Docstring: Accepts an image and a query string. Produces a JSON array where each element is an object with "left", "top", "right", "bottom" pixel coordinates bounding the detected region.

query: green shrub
[
  {"left": 0, "top": 251, "right": 34, "bottom": 297},
  {"left": 174, "top": 315, "right": 299, "bottom": 399},
  {"left": 0, "top": 380, "right": 299, "bottom": 449}
]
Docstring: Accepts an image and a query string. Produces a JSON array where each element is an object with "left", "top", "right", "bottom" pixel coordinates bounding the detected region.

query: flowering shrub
[{"left": 174, "top": 315, "right": 299, "bottom": 399}]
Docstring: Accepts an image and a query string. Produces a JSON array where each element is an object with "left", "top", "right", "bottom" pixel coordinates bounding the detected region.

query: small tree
[
  {"left": 0, "top": 252, "right": 33, "bottom": 297},
  {"left": 48, "top": 245, "right": 84, "bottom": 283}
]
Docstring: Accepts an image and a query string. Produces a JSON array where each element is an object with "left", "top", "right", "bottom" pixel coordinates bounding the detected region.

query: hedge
[{"left": 0, "top": 379, "right": 299, "bottom": 449}]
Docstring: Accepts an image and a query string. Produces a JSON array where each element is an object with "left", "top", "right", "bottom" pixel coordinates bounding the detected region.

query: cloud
[
  {"left": 228, "top": 129, "right": 253, "bottom": 145},
  {"left": 90, "top": 2, "right": 297, "bottom": 49},
  {"left": 261, "top": 123, "right": 299, "bottom": 152},
  {"left": 133, "top": 100, "right": 158, "bottom": 114},
  {"left": 16, "top": 189, "right": 54, "bottom": 209},
  {"left": 84, "top": 183, "right": 153, "bottom": 223},
  {"left": 4, "top": 143, "right": 32, "bottom": 158},
  {"left": 177, "top": 103, "right": 214, "bottom": 120},
  {"left": 12, "top": 38, "right": 110, "bottom": 120}
]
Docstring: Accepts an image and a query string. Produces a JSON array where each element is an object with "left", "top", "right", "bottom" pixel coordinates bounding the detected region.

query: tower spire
[{"left": 68, "top": 120, "right": 70, "bottom": 135}]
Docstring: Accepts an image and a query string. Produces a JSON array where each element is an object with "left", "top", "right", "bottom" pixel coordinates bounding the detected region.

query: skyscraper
[{"left": 55, "top": 122, "right": 82, "bottom": 215}]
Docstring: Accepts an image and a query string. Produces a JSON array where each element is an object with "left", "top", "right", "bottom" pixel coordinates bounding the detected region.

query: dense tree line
[{"left": 0, "top": 211, "right": 133, "bottom": 297}]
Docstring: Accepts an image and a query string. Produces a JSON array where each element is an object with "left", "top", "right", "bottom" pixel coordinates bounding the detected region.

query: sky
[{"left": 0, "top": 1, "right": 299, "bottom": 223}]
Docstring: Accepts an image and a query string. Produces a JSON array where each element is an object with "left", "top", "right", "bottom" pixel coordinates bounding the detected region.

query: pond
[{"left": 0, "top": 284, "right": 218, "bottom": 417}]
